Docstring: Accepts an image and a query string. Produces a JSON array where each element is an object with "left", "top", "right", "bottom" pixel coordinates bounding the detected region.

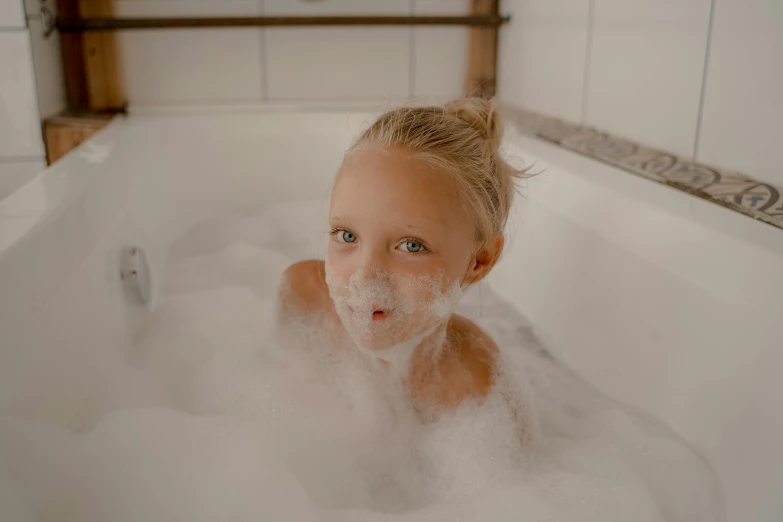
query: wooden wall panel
[
  {"left": 465, "top": 0, "right": 499, "bottom": 98},
  {"left": 57, "top": 0, "right": 124, "bottom": 111},
  {"left": 43, "top": 114, "right": 112, "bottom": 165}
]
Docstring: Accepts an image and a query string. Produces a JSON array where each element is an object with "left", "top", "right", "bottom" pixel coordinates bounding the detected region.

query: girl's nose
[
  {"left": 349, "top": 245, "right": 391, "bottom": 286},
  {"left": 357, "top": 242, "right": 390, "bottom": 273},
  {"left": 349, "top": 266, "right": 389, "bottom": 292}
]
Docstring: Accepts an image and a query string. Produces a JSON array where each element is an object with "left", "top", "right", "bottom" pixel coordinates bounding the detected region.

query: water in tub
[{"left": 0, "top": 201, "right": 725, "bottom": 521}]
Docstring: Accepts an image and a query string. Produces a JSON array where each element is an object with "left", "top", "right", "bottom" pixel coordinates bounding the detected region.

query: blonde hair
[{"left": 347, "top": 97, "right": 527, "bottom": 248}]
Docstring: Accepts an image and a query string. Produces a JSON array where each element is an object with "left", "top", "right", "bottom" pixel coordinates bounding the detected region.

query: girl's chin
[
  {"left": 348, "top": 320, "right": 445, "bottom": 351},
  {"left": 350, "top": 333, "right": 406, "bottom": 351}
]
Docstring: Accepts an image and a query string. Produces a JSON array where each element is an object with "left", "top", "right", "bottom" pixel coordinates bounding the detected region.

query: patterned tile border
[{"left": 505, "top": 107, "right": 783, "bottom": 230}]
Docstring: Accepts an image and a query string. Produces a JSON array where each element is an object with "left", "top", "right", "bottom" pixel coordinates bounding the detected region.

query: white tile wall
[
  {"left": 0, "top": 31, "right": 44, "bottom": 158},
  {"left": 114, "top": 1, "right": 262, "bottom": 21},
  {"left": 115, "top": 1, "right": 264, "bottom": 105},
  {"left": 21, "top": 0, "right": 35, "bottom": 15},
  {"left": 102, "top": 0, "right": 472, "bottom": 104},
  {"left": 499, "top": 0, "right": 783, "bottom": 187},
  {"left": 265, "top": 27, "right": 411, "bottom": 101},
  {"left": 696, "top": 0, "right": 783, "bottom": 186},
  {"left": 0, "top": 0, "right": 24, "bottom": 28},
  {"left": 9, "top": 0, "right": 778, "bottom": 190},
  {"left": 584, "top": 0, "right": 711, "bottom": 157},
  {"left": 264, "top": 1, "right": 410, "bottom": 16},
  {"left": 27, "top": 18, "right": 66, "bottom": 119},
  {"left": 22, "top": 0, "right": 55, "bottom": 17},
  {"left": 413, "top": 0, "right": 469, "bottom": 102},
  {"left": 498, "top": 0, "right": 591, "bottom": 122},
  {"left": 0, "top": 158, "right": 44, "bottom": 200},
  {"left": 265, "top": 0, "right": 411, "bottom": 101}
]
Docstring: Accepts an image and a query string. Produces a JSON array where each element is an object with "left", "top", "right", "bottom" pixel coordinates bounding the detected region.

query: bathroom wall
[
  {"left": 0, "top": 0, "right": 66, "bottom": 199},
  {"left": 2, "top": 0, "right": 469, "bottom": 195},
  {"left": 113, "top": 0, "right": 470, "bottom": 105},
  {"left": 6, "top": 1, "right": 779, "bottom": 189},
  {"left": 498, "top": 0, "right": 783, "bottom": 187}
]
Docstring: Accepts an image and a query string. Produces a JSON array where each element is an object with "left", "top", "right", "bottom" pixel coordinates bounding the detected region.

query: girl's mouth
[{"left": 347, "top": 306, "right": 393, "bottom": 319}]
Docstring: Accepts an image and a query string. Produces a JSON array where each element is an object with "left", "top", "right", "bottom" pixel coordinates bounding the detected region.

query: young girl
[{"left": 277, "top": 97, "right": 525, "bottom": 415}]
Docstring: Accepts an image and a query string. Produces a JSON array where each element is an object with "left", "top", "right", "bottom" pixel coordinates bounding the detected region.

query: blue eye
[
  {"left": 338, "top": 230, "right": 356, "bottom": 243},
  {"left": 400, "top": 240, "right": 424, "bottom": 253}
]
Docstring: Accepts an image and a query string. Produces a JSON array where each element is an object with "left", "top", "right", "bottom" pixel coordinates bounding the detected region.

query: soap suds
[
  {"left": 0, "top": 201, "right": 725, "bottom": 522},
  {"left": 325, "top": 262, "right": 464, "bottom": 366}
]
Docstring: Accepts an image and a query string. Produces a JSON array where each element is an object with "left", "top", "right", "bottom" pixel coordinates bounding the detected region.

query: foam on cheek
[
  {"left": 427, "top": 278, "right": 464, "bottom": 319},
  {"left": 324, "top": 262, "right": 465, "bottom": 366}
]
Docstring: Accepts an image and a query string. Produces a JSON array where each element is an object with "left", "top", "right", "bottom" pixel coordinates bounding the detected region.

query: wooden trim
[
  {"left": 43, "top": 113, "right": 114, "bottom": 165},
  {"left": 465, "top": 0, "right": 500, "bottom": 98},
  {"left": 57, "top": 0, "right": 88, "bottom": 108},
  {"left": 79, "top": 0, "right": 125, "bottom": 110},
  {"left": 56, "top": 15, "right": 508, "bottom": 31},
  {"left": 57, "top": 0, "right": 125, "bottom": 112}
]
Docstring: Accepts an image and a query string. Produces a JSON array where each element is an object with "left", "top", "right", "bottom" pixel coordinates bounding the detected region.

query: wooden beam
[
  {"left": 56, "top": 15, "right": 507, "bottom": 31},
  {"left": 465, "top": 0, "right": 500, "bottom": 98},
  {"left": 43, "top": 113, "right": 114, "bottom": 165},
  {"left": 57, "top": 0, "right": 125, "bottom": 112},
  {"left": 57, "top": 0, "right": 88, "bottom": 108},
  {"left": 79, "top": 0, "right": 125, "bottom": 110}
]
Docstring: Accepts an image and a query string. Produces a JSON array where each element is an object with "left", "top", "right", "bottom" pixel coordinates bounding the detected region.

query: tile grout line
[
  {"left": 408, "top": 0, "right": 416, "bottom": 101},
  {"left": 0, "top": 156, "right": 45, "bottom": 164},
  {"left": 259, "top": 0, "right": 269, "bottom": 102},
  {"left": 25, "top": 20, "right": 47, "bottom": 136},
  {"left": 579, "top": 0, "right": 596, "bottom": 125},
  {"left": 2, "top": 18, "right": 46, "bottom": 155},
  {"left": 693, "top": 0, "right": 716, "bottom": 161}
]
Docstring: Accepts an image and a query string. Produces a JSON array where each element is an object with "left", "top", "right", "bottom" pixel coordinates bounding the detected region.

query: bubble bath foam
[{"left": 0, "top": 201, "right": 726, "bottom": 522}]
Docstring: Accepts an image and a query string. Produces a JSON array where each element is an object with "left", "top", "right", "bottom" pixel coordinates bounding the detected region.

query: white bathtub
[{"left": 0, "top": 106, "right": 781, "bottom": 521}]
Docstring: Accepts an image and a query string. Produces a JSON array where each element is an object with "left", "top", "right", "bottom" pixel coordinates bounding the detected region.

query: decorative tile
[
  {"left": 660, "top": 161, "right": 723, "bottom": 190},
  {"left": 576, "top": 134, "right": 639, "bottom": 164},
  {"left": 507, "top": 106, "right": 783, "bottom": 230},
  {"left": 618, "top": 148, "right": 677, "bottom": 182}
]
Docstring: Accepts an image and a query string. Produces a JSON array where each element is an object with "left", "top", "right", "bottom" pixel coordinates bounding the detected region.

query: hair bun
[{"left": 444, "top": 97, "right": 503, "bottom": 152}]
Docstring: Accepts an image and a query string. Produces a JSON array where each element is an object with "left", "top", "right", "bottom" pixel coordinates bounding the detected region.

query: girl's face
[{"left": 325, "top": 145, "right": 479, "bottom": 351}]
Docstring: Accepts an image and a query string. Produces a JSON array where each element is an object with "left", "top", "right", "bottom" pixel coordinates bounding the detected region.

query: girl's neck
[
  {"left": 368, "top": 317, "right": 451, "bottom": 373},
  {"left": 410, "top": 319, "right": 451, "bottom": 363}
]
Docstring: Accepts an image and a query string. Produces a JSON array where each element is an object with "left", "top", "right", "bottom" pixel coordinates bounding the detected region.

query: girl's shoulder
[
  {"left": 410, "top": 314, "right": 499, "bottom": 409},
  {"left": 448, "top": 314, "right": 499, "bottom": 396},
  {"left": 278, "top": 260, "right": 333, "bottom": 316}
]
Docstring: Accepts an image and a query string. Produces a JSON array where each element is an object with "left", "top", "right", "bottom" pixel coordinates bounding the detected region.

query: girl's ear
[{"left": 464, "top": 235, "right": 504, "bottom": 286}]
